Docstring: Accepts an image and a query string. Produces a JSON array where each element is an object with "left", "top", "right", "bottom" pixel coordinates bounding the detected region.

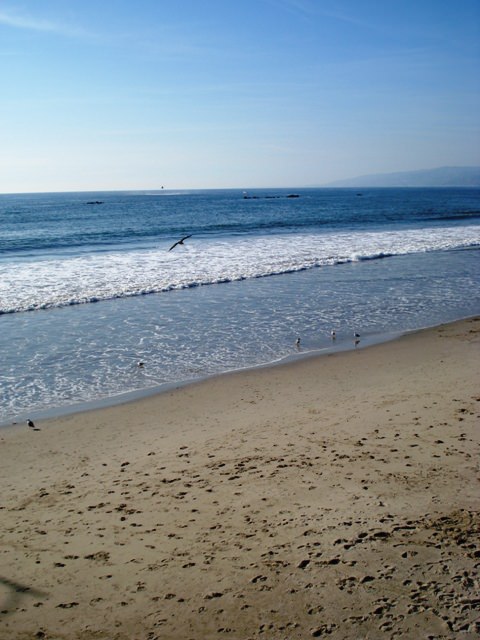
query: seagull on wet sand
[
  {"left": 27, "top": 419, "right": 36, "bottom": 429},
  {"left": 168, "top": 235, "right": 192, "bottom": 251}
]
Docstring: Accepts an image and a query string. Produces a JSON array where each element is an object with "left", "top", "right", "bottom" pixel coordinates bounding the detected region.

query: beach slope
[{"left": 1, "top": 318, "right": 479, "bottom": 639}]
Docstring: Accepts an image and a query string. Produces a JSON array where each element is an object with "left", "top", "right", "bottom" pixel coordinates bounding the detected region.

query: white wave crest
[{"left": 1, "top": 225, "right": 479, "bottom": 314}]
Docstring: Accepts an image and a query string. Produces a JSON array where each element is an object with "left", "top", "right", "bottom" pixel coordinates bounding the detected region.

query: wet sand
[{"left": 1, "top": 318, "right": 479, "bottom": 639}]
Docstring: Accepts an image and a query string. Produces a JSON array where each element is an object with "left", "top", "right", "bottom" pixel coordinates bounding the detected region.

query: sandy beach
[{"left": 1, "top": 318, "right": 479, "bottom": 640}]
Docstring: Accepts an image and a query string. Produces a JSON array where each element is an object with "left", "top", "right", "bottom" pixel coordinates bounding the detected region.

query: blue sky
[{"left": 0, "top": 0, "right": 479, "bottom": 192}]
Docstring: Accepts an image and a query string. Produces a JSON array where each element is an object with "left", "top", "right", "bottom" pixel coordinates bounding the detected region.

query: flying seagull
[{"left": 168, "top": 235, "right": 192, "bottom": 251}]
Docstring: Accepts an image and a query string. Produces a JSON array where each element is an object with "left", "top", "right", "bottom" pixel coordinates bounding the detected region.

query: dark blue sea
[{"left": 1, "top": 187, "right": 479, "bottom": 425}]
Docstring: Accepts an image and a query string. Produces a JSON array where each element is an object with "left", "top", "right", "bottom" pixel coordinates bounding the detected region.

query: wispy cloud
[
  {"left": 263, "top": 0, "right": 316, "bottom": 19},
  {"left": 0, "top": 7, "right": 89, "bottom": 37},
  {"left": 264, "top": 0, "right": 384, "bottom": 33}
]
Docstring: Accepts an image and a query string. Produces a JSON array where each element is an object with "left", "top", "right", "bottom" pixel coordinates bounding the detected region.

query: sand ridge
[{"left": 0, "top": 318, "right": 479, "bottom": 639}]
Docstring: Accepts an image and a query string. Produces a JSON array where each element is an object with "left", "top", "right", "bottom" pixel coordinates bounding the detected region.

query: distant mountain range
[{"left": 323, "top": 166, "right": 480, "bottom": 188}]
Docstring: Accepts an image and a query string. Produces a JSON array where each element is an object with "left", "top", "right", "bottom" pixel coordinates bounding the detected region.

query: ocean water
[{"left": 1, "top": 187, "right": 479, "bottom": 425}]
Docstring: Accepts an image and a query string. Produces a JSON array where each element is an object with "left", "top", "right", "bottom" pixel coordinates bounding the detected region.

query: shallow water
[{"left": 1, "top": 244, "right": 478, "bottom": 425}]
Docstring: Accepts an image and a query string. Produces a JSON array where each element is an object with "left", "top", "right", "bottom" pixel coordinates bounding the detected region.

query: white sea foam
[{"left": 1, "top": 225, "right": 479, "bottom": 314}]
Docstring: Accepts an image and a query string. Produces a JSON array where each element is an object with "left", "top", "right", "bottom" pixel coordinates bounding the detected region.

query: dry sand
[{"left": 1, "top": 318, "right": 479, "bottom": 640}]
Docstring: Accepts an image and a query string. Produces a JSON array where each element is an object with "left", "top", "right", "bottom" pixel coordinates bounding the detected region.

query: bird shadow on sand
[{"left": 0, "top": 576, "right": 47, "bottom": 616}]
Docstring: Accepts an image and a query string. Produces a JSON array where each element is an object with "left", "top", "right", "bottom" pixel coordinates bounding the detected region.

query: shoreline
[
  {"left": 2, "top": 315, "right": 474, "bottom": 429},
  {"left": 1, "top": 325, "right": 403, "bottom": 429},
  {"left": 1, "top": 317, "right": 479, "bottom": 639}
]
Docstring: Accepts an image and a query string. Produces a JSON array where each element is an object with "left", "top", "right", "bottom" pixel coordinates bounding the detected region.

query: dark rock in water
[{"left": 243, "top": 194, "right": 300, "bottom": 200}]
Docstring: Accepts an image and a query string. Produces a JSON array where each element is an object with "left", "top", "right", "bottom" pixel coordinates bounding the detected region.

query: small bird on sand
[
  {"left": 168, "top": 235, "right": 192, "bottom": 251},
  {"left": 27, "top": 419, "right": 36, "bottom": 429},
  {"left": 331, "top": 330, "right": 336, "bottom": 340},
  {"left": 295, "top": 337, "right": 301, "bottom": 348}
]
